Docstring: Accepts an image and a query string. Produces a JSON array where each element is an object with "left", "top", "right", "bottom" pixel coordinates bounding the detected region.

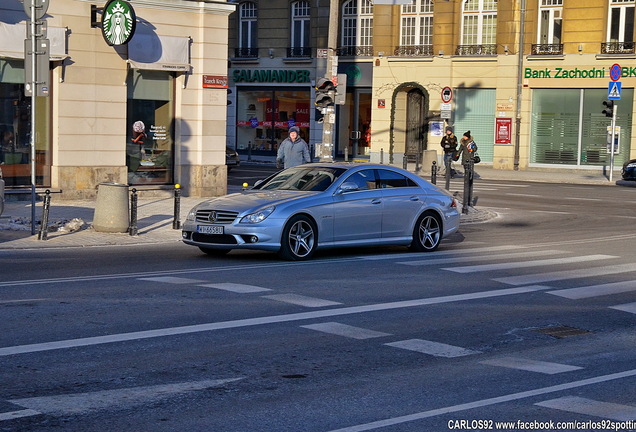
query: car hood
[{"left": 195, "top": 190, "right": 320, "bottom": 214}]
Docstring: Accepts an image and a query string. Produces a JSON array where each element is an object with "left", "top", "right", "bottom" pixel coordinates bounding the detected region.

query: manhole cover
[{"left": 536, "top": 326, "right": 591, "bottom": 339}]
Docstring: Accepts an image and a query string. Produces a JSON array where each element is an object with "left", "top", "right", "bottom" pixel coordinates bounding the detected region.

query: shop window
[
  {"left": 290, "top": 1, "right": 310, "bottom": 57},
  {"left": 235, "top": 88, "right": 310, "bottom": 155},
  {"left": 0, "top": 59, "right": 51, "bottom": 187},
  {"left": 453, "top": 88, "right": 495, "bottom": 163},
  {"left": 458, "top": 0, "right": 497, "bottom": 55},
  {"left": 126, "top": 69, "right": 174, "bottom": 185},
  {"left": 339, "top": 0, "right": 374, "bottom": 57},
  {"left": 397, "top": 0, "right": 433, "bottom": 56},
  {"left": 238, "top": 2, "right": 257, "bottom": 58},
  {"left": 604, "top": 0, "right": 635, "bottom": 54}
]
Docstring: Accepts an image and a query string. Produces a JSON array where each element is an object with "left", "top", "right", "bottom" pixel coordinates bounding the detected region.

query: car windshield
[{"left": 255, "top": 166, "right": 347, "bottom": 191}]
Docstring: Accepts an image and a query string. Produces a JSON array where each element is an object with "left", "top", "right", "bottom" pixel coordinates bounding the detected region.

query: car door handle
[
  {"left": 410, "top": 196, "right": 420, "bottom": 201},
  {"left": 371, "top": 199, "right": 382, "bottom": 204}
]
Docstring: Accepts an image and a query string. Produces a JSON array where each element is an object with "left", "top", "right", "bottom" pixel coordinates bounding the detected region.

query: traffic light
[
  {"left": 602, "top": 100, "right": 614, "bottom": 118},
  {"left": 315, "top": 77, "right": 335, "bottom": 108}
]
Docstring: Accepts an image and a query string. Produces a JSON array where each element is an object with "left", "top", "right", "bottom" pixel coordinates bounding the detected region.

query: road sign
[
  {"left": 440, "top": 103, "right": 452, "bottom": 111},
  {"left": 610, "top": 63, "right": 622, "bottom": 82},
  {"left": 23, "top": 0, "right": 49, "bottom": 20},
  {"left": 24, "top": 38, "right": 50, "bottom": 97},
  {"left": 608, "top": 81, "right": 622, "bottom": 100},
  {"left": 441, "top": 87, "right": 452, "bottom": 103}
]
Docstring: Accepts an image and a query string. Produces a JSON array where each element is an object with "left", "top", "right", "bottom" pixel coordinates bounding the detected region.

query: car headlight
[
  {"left": 186, "top": 206, "right": 198, "bottom": 221},
  {"left": 627, "top": 163, "right": 636, "bottom": 169},
  {"left": 240, "top": 206, "right": 275, "bottom": 224}
]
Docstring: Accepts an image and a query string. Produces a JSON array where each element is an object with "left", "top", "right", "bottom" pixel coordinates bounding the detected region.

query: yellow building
[{"left": 368, "top": 0, "right": 634, "bottom": 172}]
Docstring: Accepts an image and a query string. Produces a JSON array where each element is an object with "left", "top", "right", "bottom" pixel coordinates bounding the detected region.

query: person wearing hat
[
  {"left": 276, "top": 126, "right": 310, "bottom": 169},
  {"left": 440, "top": 125, "right": 458, "bottom": 177},
  {"left": 458, "top": 130, "right": 478, "bottom": 166}
]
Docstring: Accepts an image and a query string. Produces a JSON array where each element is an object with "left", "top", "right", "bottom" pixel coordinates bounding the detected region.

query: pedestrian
[
  {"left": 440, "top": 125, "right": 458, "bottom": 177},
  {"left": 276, "top": 126, "right": 310, "bottom": 169},
  {"left": 458, "top": 130, "right": 478, "bottom": 167}
]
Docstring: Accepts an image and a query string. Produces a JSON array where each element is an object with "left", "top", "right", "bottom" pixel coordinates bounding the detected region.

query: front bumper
[{"left": 181, "top": 219, "right": 282, "bottom": 251}]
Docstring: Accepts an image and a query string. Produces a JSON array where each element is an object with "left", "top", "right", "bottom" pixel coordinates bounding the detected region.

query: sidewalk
[{"left": 0, "top": 163, "right": 632, "bottom": 250}]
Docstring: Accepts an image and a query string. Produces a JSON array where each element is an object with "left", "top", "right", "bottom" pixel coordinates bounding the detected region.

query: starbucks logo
[{"left": 101, "top": 0, "right": 136, "bottom": 46}]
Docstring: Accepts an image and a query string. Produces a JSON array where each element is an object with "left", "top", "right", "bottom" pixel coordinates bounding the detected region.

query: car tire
[
  {"left": 279, "top": 215, "right": 317, "bottom": 261},
  {"left": 199, "top": 246, "right": 231, "bottom": 256},
  {"left": 409, "top": 211, "right": 442, "bottom": 252}
]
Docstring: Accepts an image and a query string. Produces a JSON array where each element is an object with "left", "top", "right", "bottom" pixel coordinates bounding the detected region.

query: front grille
[
  {"left": 195, "top": 210, "right": 238, "bottom": 224},
  {"left": 192, "top": 233, "right": 238, "bottom": 245}
]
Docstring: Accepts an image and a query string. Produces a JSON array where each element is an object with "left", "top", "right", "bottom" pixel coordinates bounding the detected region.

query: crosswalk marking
[
  {"left": 261, "top": 294, "right": 342, "bottom": 308},
  {"left": 398, "top": 250, "right": 564, "bottom": 267},
  {"left": 446, "top": 254, "right": 616, "bottom": 274},
  {"left": 548, "top": 280, "right": 636, "bottom": 299},
  {"left": 357, "top": 245, "right": 520, "bottom": 261},
  {"left": 385, "top": 339, "right": 480, "bottom": 358},
  {"left": 480, "top": 357, "right": 582, "bottom": 374},
  {"left": 137, "top": 276, "right": 205, "bottom": 284},
  {"left": 0, "top": 409, "right": 41, "bottom": 421},
  {"left": 609, "top": 302, "right": 636, "bottom": 314},
  {"left": 199, "top": 283, "right": 272, "bottom": 293},
  {"left": 535, "top": 396, "right": 636, "bottom": 421},
  {"left": 494, "top": 263, "right": 636, "bottom": 286},
  {"left": 301, "top": 322, "right": 391, "bottom": 340}
]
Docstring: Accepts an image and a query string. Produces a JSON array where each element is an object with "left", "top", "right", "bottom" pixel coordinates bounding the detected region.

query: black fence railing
[
  {"left": 394, "top": 45, "right": 434, "bottom": 57},
  {"left": 455, "top": 44, "right": 497, "bottom": 56},
  {"left": 234, "top": 47, "right": 258, "bottom": 58},
  {"left": 336, "top": 45, "right": 374, "bottom": 57},
  {"left": 287, "top": 47, "right": 312, "bottom": 58},
  {"left": 531, "top": 43, "right": 564, "bottom": 55},
  {"left": 601, "top": 41, "right": 636, "bottom": 54}
]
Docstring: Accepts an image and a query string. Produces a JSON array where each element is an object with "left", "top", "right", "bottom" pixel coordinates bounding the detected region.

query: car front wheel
[
  {"left": 410, "top": 211, "right": 442, "bottom": 252},
  {"left": 279, "top": 215, "right": 317, "bottom": 260}
]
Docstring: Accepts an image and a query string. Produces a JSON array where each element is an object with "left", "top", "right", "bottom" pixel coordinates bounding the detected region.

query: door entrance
[
  {"left": 405, "top": 89, "right": 426, "bottom": 161},
  {"left": 337, "top": 89, "right": 371, "bottom": 160}
]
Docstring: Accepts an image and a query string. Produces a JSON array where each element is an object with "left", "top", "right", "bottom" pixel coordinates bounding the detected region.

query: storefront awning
[
  {"left": 0, "top": 22, "right": 68, "bottom": 61},
  {"left": 127, "top": 34, "right": 190, "bottom": 72}
]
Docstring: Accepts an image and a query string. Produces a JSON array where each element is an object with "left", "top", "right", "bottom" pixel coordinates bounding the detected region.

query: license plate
[{"left": 197, "top": 225, "right": 224, "bottom": 235}]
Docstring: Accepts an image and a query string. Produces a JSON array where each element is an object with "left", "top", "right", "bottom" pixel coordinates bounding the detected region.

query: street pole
[
  {"left": 317, "top": 0, "right": 338, "bottom": 162},
  {"left": 513, "top": 0, "right": 526, "bottom": 171},
  {"left": 610, "top": 104, "right": 617, "bottom": 182},
  {"left": 30, "top": 3, "right": 37, "bottom": 235}
]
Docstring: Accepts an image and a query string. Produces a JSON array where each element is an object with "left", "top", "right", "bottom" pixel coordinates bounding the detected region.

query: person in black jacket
[{"left": 440, "top": 126, "right": 458, "bottom": 177}]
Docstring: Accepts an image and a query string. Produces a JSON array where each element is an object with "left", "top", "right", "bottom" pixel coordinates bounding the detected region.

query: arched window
[
  {"left": 291, "top": 1, "right": 310, "bottom": 57},
  {"left": 459, "top": 0, "right": 497, "bottom": 55},
  {"left": 238, "top": 2, "right": 257, "bottom": 57},
  {"left": 399, "top": 0, "right": 434, "bottom": 56},
  {"left": 340, "top": 0, "right": 373, "bottom": 56}
]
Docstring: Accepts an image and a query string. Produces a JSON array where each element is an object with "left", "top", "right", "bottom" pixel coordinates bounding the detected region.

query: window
[
  {"left": 459, "top": 0, "right": 497, "bottom": 55},
  {"left": 344, "top": 169, "right": 377, "bottom": 191},
  {"left": 126, "top": 70, "right": 175, "bottom": 185},
  {"left": 377, "top": 169, "right": 417, "bottom": 188},
  {"left": 533, "top": 0, "right": 563, "bottom": 54},
  {"left": 605, "top": 0, "right": 635, "bottom": 53},
  {"left": 238, "top": 2, "right": 257, "bottom": 57},
  {"left": 398, "top": 0, "right": 433, "bottom": 56},
  {"left": 340, "top": 0, "right": 373, "bottom": 56},
  {"left": 290, "top": 1, "right": 310, "bottom": 57}
]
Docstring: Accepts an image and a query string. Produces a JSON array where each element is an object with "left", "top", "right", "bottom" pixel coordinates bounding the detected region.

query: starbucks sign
[{"left": 101, "top": 0, "right": 136, "bottom": 46}]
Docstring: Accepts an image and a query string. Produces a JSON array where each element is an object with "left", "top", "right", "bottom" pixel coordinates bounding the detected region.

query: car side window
[
  {"left": 344, "top": 169, "right": 378, "bottom": 191},
  {"left": 377, "top": 169, "right": 416, "bottom": 188}
]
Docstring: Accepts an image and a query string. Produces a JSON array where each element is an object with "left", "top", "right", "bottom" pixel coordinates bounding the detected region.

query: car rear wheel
[
  {"left": 279, "top": 215, "right": 317, "bottom": 260},
  {"left": 199, "top": 246, "right": 231, "bottom": 256},
  {"left": 410, "top": 211, "right": 442, "bottom": 252}
]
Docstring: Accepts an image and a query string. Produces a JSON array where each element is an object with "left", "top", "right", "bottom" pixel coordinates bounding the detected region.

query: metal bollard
[
  {"left": 403, "top": 154, "right": 408, "bottom": 170},
  {"left": 129, "top": 188, "right": 138, "bottom": 236},
  {"left": 445, "top": 157, "right": 451, "bottom": 191},
  {"left": 173, "top": 184, "right": 181, "bottom": 230},
  {"left": 431, "top": 161, "right": 437, "bottom": 185},
  {"left": 38, "top": 189, "right": 51, "bottom": 241},
  {"left": 248, "top": 141, "right": 252, "bottom": 161},
  {"left": 380, "top": 148, "right": 384, "bottom": 164}
]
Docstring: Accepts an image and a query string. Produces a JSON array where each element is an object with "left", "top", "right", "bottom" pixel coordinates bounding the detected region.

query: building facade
[
  {"left": 0, "top": 0, "right": 234, "bottom": 198},
  {"left": 227, "top": 0, "right": 635, "bottom": 174}
]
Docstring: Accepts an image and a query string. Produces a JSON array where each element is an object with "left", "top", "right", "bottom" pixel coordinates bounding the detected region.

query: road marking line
[
  {"left": 7, "top": 378, "right": 243, "bottom": 417},
  {"left": 548, "top": 280, "right": 636, "bottom": 299},
  {"left": 0, "top": 299, "right": 47, "bottom": 304},
  {"left": 262, "top": 294, "right": 342, "bottom": 308},
  {"left": 505, "top": 193, "right": 544, "bottom": 198},
  {"left": 301, "top": 322, "right": 391, "bottom": 339},
  {"left": 198, "top": 283, "right": 272, "bottom": 293},
  {"left": 446, "top": 254, "right": 616, "bottom": 274},
  {"left": 609, "top": 302, "right": 636, "bottom": 314},
  {"left": 0, "top": 409, "right": 41, "bottom": 421},
  {"left": 535, "top": 396, "right": 636, "bottom": 421},
  {"left": 137, "top": 276, "right": 205, "bottom": 284},
  {"left": 385, "top": 339, "right": 480, "bottom": 358},
  {"left": 399, "top": 250, "right": 564, "bottom": 267},
  {"left": 358, "top": 245, "right": 520, "bottom": 261},
  {"left": 480, "top": 357, "right": 582, "bottom": 374},
  {"left": 0, "top": 286, "right": 549, "bottom": 357},
  {"left": 326, "top": 368, "right": 636, "bottom": 432},
  {"left": 494, "top": 263, "right": 636, "bottom": 286}
]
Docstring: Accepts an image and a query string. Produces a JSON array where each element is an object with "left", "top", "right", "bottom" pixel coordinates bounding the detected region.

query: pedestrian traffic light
[
  {"left": 315, "top": 77, "right": 335, "bottom": 108},
  {"left": 602, "top": 100, "right": 614, "bottom": 118}
]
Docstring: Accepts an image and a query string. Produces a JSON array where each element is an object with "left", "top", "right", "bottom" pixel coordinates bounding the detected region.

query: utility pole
[{"left": 316, "top": 0, "right": 339, "bottom": 162}]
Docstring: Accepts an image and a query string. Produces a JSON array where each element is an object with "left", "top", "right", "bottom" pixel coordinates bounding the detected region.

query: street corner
[{"left": 459, "top": 206, "right": 499, "bottom": 224}]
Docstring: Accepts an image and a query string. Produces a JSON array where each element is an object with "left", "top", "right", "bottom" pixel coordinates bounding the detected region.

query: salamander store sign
[
  {"left": 101, "top": 0, "right": 136, "bottom": 46},
  {"left": 232, "top": 69, "right": 311, "bottom": 83}
]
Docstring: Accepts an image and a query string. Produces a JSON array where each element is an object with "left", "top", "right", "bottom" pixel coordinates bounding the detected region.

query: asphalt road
[{"left": 1, "top": 172, "right": 636, "bottom": 431}]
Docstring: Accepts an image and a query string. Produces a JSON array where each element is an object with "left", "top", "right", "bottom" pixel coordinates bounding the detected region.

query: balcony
[
  {"left": 531, "top": 44, "right": 563, "bottom": 55},
  {"left": 287, "top": 47, "right": 312, "bottom": 58},
  {"left": 394, "top": 45, "right": 434, "bottom": 57},
  {"left": 455, "top": 44, "right": 497, "bottom": 56},
  {"left": 601, "top": 41, "right": 635, "bottom": 54},
  {"left": 234, "top": 47, "right": 258, "bottom": 58},
  {"left": 336, "top": 46, "right": 373, "bottom": 57}
]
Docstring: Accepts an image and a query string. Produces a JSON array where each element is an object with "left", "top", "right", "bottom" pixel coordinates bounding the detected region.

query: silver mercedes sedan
[{"left": 181, "top": 163, "right": 460, "bottom": 260}]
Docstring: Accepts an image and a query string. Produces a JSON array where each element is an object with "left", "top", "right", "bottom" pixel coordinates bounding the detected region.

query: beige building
[{"left": 0, "top": 0, "right": 234, "bottom": 198}]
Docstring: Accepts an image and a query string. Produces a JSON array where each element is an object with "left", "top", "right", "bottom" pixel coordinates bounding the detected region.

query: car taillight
[{"left": 450, "top": 198, "right": 457, "bottom": 208}]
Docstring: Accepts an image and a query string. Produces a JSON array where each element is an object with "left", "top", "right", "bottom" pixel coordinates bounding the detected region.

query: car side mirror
[
  {"left": 336, "top": 181, "right": 359, "bottom": 195},
  {"left": 254, "top": 180, "right": 263, "bottom": 187}
]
